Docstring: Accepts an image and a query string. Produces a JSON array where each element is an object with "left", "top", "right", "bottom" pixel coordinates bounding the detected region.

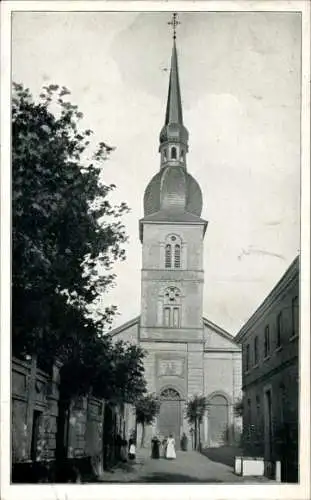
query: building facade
[
  {"left": 12, "top": 355, "right": 133, "bottom": 480},
  {"left": 110, "top": 37, "right": 242, "bottom": 448},
  {"left": 236, "top": 256, "right": 299, "bottom": 481}
]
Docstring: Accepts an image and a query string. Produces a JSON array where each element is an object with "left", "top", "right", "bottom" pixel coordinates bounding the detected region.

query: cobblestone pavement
[{"left": 98, "top": 448, "right": 276, "bottom": 483}]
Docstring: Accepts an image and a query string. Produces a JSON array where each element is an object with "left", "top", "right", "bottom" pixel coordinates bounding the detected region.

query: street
[{"left": 98, "top": 448, "right": 276, "bottom": 483}]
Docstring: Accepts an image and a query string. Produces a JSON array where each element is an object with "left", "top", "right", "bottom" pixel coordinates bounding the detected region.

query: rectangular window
[
  {"left": 246, "top": 344, "right": 250, "bottom": 371},
  {"left": 264, "top": 325, "right": 270, "bottom": 358},
  {"left": 276, "top": 312, "right": 282, "bottom": 347},
  {"left": 254, "top": 336, "right": 259, "bottom": 365},
  {"left": 164, "top": 307, "right": 170, "bottom": 327},
  {"left": 256, "top": 395, "right": 261, "bottom": 429},
  {"left": 247, "top": 398, "right": 252, "bottom": 428},
  {"left": 173, "top": 307, "right": 180, "bottom": 327},
  {"left": 292, "top": 296, "right": 299, "bottom": 337}
]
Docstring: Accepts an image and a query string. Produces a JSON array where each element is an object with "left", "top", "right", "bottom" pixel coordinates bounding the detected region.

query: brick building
[
  {"left": 110, "top": 37, "right": 242, "bottom": 448},
  {"left": 236, "top": 256, "right": 299, "bottom": 481}
]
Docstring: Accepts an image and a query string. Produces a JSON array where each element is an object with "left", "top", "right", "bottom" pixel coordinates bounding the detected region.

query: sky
[{"left": 12, "top": 10, "right": 301, "bottom": 335}]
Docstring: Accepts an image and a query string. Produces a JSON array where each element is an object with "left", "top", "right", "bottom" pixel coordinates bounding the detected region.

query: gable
[
  {"left": 109, "top": 316, "right": 139, "bottom": 345},
  {"left": 203, "top": 317, "right": 240, "bottom": 351}
]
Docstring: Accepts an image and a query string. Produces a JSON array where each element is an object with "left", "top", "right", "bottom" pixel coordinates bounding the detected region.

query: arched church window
[
  {"left": 162, "top": 286, "right": 181, "bottom": 328},
  {"left": 163, "top": 149, "right": 167, "bottom": 161},
  {"left": 164, "top": 235, "right": 182, "bottom": 269},
  {"left": 180, "top": 149, "right": 184, "bottom": 162},
  {"left": 174, "top": 244, "right": 181, "bottom": 268},
  {"left": 165, "top": 244, "right": 172, "bottom": 268},
  {"left": 171, "top": 146, "right": 177, "bottom": 159},
  {"left": 160, "top": 388, "right": 181, "bottom": 400}
]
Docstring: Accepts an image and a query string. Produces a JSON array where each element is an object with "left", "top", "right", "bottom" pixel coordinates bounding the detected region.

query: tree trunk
[
  {"left": 194, "top": 419, "right": 197, "bottom": 450},
  {"left": 198, "top": 420, "right": 201, "bottom": 451},
  {"left": 140, "top": 423, "right": 145, "bottom": 448}
]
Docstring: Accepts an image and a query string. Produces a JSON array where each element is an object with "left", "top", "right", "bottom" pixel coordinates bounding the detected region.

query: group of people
[
  {"left": 151, "top": 434, "right": 176, "bottom": 460},
  {"left": 127, "top": 433, "right": 177, "bottom": 462}
]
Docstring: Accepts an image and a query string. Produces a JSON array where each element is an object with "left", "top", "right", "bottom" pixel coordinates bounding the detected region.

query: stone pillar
[
  {"left": 181, "top": 242, "right": 187, "bottom": 269},
  {"left": 25, "top": 355, "right": 37, "bottom": 458},
  {"left": 187, "top": 343, "right": 204, "bottom": 397}
]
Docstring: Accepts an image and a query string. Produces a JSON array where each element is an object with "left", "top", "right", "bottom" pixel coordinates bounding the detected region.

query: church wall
[
  {"left": 203, "top": 351, "right": 242, "bottom": 445},
  {"left": 141, "top": 279, "right": 203, "bottom": 329},
  {"left": 141, "top": 342, "right": 188, "bottom": 396},
  {"left": 111, "top": 322, "right": 139, "bottom": 344},
  {"left": 204, "top": 324, "right": 238, "bottom": 349},
  {"left": 204, "top": 352, "right": 236, "bottom": 400},
  {"left": 142, "top": 223, "right": 204, "bottom": 270},
  {"left": 187, "top": 343, "right": 204, "bottom": 397}
]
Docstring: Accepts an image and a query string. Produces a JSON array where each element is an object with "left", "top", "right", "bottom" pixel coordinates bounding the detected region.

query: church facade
[{"left": 110, "top": 36, "right": 242, "bottom": 448}]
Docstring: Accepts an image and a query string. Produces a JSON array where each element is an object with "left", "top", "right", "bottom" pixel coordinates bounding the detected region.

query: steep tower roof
[
  {"left": 140, "top": 16, "right": 207, "bottom": 241},
  {"left": 159, "top": 41, "right": 189, "bottom": 147}
]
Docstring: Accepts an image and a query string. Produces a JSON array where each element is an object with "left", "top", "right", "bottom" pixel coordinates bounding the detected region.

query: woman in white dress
[{"left": 165, "top": 434, "right": 176, "bottom": 460}]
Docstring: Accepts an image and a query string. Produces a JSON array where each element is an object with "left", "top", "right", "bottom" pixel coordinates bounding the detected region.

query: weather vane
[{"left": 168, "top": 12, "right": 180, "bottom": 40}]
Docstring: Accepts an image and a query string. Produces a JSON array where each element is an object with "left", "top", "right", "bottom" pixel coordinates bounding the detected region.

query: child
[{"left": 128, "top": 438, "right": 136, "bottom": 461}]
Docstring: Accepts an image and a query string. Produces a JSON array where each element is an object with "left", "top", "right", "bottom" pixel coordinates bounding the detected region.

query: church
[{"left": 110, "top": 20, "right": 242, "bottom": 448}]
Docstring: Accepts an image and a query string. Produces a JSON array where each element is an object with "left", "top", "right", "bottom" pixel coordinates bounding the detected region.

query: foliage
[
  {"left": 12, "top": 82, "right": 146, "bottom": 402},
  {"left": 60, "top": 338, "right": 147, "bottom": 402},
  {"left": 12, "top": 82, "right": 128, "bottom": 358},
  {"left": 233, "top": 398, "right": 244, "bottom": 418},
  {"left": 185, "top": 395, "right": 208, "bottom": 450},
  {"left": 135, "top": 394, "right": 161, "bottom": 447}
]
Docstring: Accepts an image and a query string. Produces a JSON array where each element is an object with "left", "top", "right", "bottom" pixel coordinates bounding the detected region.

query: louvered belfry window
[
  {"left": 165, "top": 244, "right": 172, "bottom": 268},
  {"left": 174, "top": 244, "right": 181, "bottom": 268},
  {"left": 165, "top": 235, "right": 182, "bottom": 269}
]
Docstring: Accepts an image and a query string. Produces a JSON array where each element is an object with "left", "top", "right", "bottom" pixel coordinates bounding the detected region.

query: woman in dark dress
[{"left": 151, "top": 436, "right": 160, "bottom": 459}]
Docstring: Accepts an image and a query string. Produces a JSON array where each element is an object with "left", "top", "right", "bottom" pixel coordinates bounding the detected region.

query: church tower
[
  {"left": 139, "top": 16, "right": 208, "bottom": 440},
  {"left": 110, "top": 14, "right": 241, "bottom": 448}
]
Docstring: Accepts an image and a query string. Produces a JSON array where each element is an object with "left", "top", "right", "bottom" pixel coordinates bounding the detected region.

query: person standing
[
  {"left": 151, "top": 436, "right": 160, "bottom": 459},
  {"left": 128, "top": 438, "right": 136, "bottom": 461},
  {"left": 162, "top": 437, "right": 168, "bottom": 458},
  {"left": 165, "top": 434, "right": 176, "bottom": 460}
]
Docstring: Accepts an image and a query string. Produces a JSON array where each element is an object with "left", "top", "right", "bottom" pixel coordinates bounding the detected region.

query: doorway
[
  {"left": 30, "top": 410, "right": 42, "bottom": 461},
  {"left": 264, "top": 389, "right": 273, "bottom": 460},
  {"left": 158, "top": 388, "right": 182, "bottom": 448}
]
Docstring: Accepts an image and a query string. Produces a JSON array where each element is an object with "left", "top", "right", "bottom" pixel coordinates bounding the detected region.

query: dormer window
[{"left": 171, "top": 146, "right": 177, "bottom": 159}]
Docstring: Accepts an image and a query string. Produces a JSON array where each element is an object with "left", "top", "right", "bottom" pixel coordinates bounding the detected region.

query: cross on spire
[{"left": 168, "top": 12, "right": 180, "bottom": 40}]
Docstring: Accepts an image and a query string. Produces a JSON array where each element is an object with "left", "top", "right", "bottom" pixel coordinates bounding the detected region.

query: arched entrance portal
[
  {"left": 158, "top": 388, "right": 182, "bottom": 448},
  {"left": 208, "top": 394, "right": 229, "bottom": 447}
]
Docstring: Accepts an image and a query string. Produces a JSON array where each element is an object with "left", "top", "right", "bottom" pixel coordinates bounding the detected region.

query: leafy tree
[
  {"left": 12, "top": 83, "right": 147, "bottom": 404},
  {"left": 12, "top": 82, "right": 128, "bottom": 362},
  {"left": 233, "top": 398, "right": 244, "bottom": 418},
  {"left": 135, "top": 394, "right": 161, "bottom": 448},
  {"left": 186, "top": 395, "right": 207, "bottom": 450}
]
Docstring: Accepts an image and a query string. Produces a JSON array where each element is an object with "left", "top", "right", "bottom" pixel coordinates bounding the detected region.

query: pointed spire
[
  {"left": 159, "top": 28, "right": 189, "bottom": 167},
  {"left": 165, "top": 40, "right": 184, "bottom": 126}
]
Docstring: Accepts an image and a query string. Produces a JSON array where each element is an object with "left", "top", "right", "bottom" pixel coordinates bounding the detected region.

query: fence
[{"left": 12, "top": 356, "right": 134, "bottom": 482}]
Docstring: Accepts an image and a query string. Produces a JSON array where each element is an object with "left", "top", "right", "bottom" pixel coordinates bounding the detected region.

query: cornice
[{"left": 236, "top": 255, "right": 299, "bottom": 343}]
